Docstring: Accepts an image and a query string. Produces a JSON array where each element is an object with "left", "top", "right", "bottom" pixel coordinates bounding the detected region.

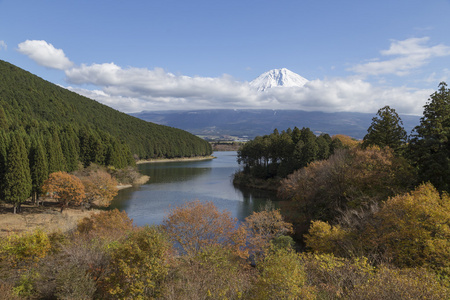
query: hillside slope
[{"left": 0, "top": 60, "right": 211, "bottom": 159}]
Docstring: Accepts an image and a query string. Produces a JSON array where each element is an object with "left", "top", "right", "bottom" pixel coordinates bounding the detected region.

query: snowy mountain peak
[{"left": 250, "top": 68, "right": 308, "bottom": 92}]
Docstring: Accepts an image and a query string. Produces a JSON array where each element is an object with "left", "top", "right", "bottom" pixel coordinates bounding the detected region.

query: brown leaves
[
  {"left": 162, "top": 200, "right": 247, "bottom": 258},
  {"left": 81, "top": 169, "right": 118, "bottom": 207},
  {"left": 42, "top": 171, "right": 85, "bottom": 212}
]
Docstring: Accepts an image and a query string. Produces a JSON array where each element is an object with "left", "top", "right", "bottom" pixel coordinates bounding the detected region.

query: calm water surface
[{"left": 110, "top": 151, "right": 278, "bottom": 226}]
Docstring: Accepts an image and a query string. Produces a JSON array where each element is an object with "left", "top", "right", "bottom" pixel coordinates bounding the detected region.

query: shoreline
[{"left": 136, "top": 155, "right": 216, "bottom": 164}]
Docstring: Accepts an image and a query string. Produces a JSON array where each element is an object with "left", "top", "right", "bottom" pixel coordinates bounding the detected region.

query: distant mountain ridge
[
  {"left": 249, "top": 68, "right": 309, "bottom": 91},
  {"left": 131, "top": 109, "right": 421, "bottom": 140}
]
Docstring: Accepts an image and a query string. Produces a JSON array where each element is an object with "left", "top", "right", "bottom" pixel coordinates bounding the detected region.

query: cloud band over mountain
[{"left": 17, "top": 38, "right": 449, "bottom": 115}]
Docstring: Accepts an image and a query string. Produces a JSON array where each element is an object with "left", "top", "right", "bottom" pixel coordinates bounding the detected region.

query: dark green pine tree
[
  {"left": 362, "top": 105, "right": 407, "bottom": 153},
  {"left": 0, "top": 130, "right": 10, "bottom": 200},
  {"left": 299, "top": 128, "right": 318, "bottom": 167},
  {"left": 60, "top": 125, "right": 79, "bottom": 172},
  {"left": 46, "top": 129, "right": 66, "bottom": 173},
  {"left": 106, "top": 140, "right": 127, "bottom": 169},
  {"left": 0, "top": 106, "right": 8, "bottom": 129},
  {"left": 4, "top": 134, "right": 32, "bottom": 213},
  {"left": 408, "top": 82, "right": 450, "bottom": 192},
  {"left": 29, "top": 136, "right": 48, "bottom": 204},
  {"left": 316, "top": 134, "right": 332, "bottom": 160}
]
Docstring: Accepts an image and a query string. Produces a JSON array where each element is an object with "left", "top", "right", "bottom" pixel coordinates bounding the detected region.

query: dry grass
[{"left": 0, "top": 198, "right": 100, "bottom": 238}]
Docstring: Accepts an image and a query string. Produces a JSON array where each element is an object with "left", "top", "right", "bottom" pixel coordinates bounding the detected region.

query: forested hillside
[{"left": 0, "top": 60, "right": 212, "bottom": 159}]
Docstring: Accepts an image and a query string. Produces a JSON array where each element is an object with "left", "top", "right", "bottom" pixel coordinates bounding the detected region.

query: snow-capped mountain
[{"left": 249, "top": 68, "right": 309, "bottom": 92}]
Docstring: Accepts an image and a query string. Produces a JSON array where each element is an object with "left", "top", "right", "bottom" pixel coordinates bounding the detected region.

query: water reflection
[{"left": 110, "top": 151, "right": 278, "bottom": 226}]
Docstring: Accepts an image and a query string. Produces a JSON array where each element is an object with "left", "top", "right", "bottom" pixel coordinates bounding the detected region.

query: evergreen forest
[
  {"left": 0, "top": 60, "right": 212, "bottom": 160},
  {"left": 0, "top": 60, "right": 212, "bottom": 211}
]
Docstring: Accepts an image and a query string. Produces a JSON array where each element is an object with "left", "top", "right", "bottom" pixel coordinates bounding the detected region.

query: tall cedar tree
[
  {"left": 362, "top": 105, "right": 407, "bottom": 153},
  {"left": 408, "top": 82, "right": 450, "bottom": 192},
  {"left": 4, "top": 134, "right": 32, "bottom": 213},
  {"left": 0, "top": 130, "right": 9, "bottom": 200},
  {"left": 46, "top": 130, "right": 66, "bottom": 173},
  {"left": 29, "top": 136, "right": 48, "bottom": 203}
]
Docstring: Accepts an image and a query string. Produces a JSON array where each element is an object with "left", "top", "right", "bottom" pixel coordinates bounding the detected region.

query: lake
[{"left": 110, "top": 151, "right": 278, "bottom": 226}]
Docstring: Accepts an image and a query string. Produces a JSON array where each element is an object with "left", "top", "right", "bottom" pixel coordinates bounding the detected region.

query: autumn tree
[
  {"left": 279, "top": 146, "right": 415, "bottom": 238},
  {"left": 244, "top": 203, "right": 293, "bottom": 255},
  {"left": 42, "top": 171, "right": 85, "bottom": 212},
  {"left": 104, "top": 226, "right": 172, "bottom": 299},
  {"left": 162, "top": 200, "right": 247, "bottom": 257},
  {"left": 362, "top": 105, "right": 407, "bottom": 153},
  {"left": 162, "top": 246, "right": 254, "bottom": 299},
  {"left": 77, "top": 209, "right": 134, "bottom": 241},
  {"left": 304, "top": 183, "right": 450, "bottom": 277},
  {"left": 349, "top": 266, "right": 450, "bottom": 299},
  {"left": 81, "top": 169, "right": 118, "bottom": 208},
  {"left": 251, "top": 246, "right": 315, "bottom": 299}
]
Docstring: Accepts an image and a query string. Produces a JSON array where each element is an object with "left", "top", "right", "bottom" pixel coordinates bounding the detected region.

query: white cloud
[
  {"left": 13, "top": 38, "right": 432, "bottom": 116},
  {"left": 17, "top": 40, "right": 73, "bottom": 70},
  {"left": 350, "top": 37, "right": 450, "bottom": 76},
  {"left": 64, "top": 62, "right": 430, "bottom": 115},
  {"left": 0, "top": 40, "right": 6, "bottom": 50}
]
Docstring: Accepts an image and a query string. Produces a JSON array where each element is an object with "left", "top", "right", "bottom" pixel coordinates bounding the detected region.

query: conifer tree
[
  {"left": 4, "top": 134, "right": 32, "bottom": 213},
  {"left": 29, "top": 136, "right": 48, "bottom": 204},
  {"left": 409, "top": 82, "right": 450, "bottom": 192},
  {"left": 46, "top": 129, "right": 66, "bottom": 173},
  {"left": 0, "top": 130, "right": 10, "bottom": 200},
  {"left": 60, "top": 125, "right": 79, "bottom": 172},
  {"left": 0, "top": 106, "right": 8, "bottom": 129},
  {"left": 363, "top": 105, "right": 407, "bottom": 153}
]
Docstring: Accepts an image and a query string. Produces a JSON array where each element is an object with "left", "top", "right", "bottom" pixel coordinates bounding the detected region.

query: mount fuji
[
  {"left": 249, "top": 68, "right": 309, "bottom": 92},
  {"left": 131, "top": 68, "right": 419, "bottom": 140}
]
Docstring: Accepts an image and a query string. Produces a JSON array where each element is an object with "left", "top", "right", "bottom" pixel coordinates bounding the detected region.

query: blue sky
[{"left": 1, "top": 0, "right": 450, "bottom": 115}]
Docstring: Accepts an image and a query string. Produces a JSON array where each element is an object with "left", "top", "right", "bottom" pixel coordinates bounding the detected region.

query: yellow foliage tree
[
  {"left": 304, "top": 183, "right": 450, "bottom": 277},
  {"left": 104, "top": 226, "right": 172, "bottom": 299},
  {"left": 251, "top": 247, "right": 316, "bottom": 299},
  {"left": 365, "top": 183, "right": 450, "bottom": 275}
]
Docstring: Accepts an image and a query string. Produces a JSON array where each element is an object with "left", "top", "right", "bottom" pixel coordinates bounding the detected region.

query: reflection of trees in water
[
  {"left": 234, "top": 186, "right": 279, "bottom": 221},
  {"left": 110, "top": 165, "right": 211, "bottom": 211},
  {"left": 143, "top": 166, "right": 211, "bottom": 184}
]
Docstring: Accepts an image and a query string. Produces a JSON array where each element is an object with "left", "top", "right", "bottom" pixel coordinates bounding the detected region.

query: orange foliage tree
[
  {"left": 162, "top": 200, "right": 247, "bottom": 258},
  {"left": 42, "top": 171, "right": 85, "bottom": 212},
  {"left": 81, "top": 169, "right": 118, "bottom": 208}
]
